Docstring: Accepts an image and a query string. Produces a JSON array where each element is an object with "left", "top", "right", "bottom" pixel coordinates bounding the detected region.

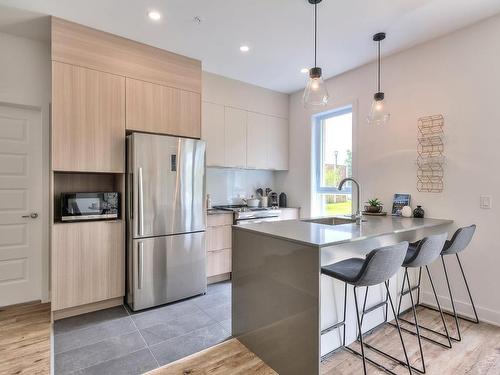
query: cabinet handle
[
  {"left": 138, "top": 167, "right": 144, "bottom": 236},
  {"left": 138, "top": 242, "right": 144, "bottom": 290}
]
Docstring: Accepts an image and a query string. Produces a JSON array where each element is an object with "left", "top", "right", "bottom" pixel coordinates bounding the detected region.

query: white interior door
[{"left": 0, "top": 104, "right": 42, "bottom": 306}]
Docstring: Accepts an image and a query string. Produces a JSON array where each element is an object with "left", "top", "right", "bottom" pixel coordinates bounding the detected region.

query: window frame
[{"left": 313, "top": 105, "right": 353, "bottom": 195}]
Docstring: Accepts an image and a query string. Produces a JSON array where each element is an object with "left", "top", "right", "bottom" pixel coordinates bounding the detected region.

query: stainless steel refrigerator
[{"left": 126, "top": 133, "right": 206, "bottom": 311}]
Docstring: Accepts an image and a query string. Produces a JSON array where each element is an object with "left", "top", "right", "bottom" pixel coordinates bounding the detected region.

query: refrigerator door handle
[
  {"left": 138, "top": 167, "right": 144, "bottom": 236},
  {"left": 138, "top": 241, "right": 144, "bottom": 290}
]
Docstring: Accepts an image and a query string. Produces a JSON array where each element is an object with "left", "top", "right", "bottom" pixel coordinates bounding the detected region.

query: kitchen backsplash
[{"left": 206, "top": 167, "right": 275, "bottom": 205}]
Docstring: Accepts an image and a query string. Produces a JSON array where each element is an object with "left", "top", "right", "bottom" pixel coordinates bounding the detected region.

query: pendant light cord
[
  {"left": 314, "top": 3, "right": 317, "bottom": 67},
  {"left": 377, "top": 40, "right": 381, "bottom": 92}
]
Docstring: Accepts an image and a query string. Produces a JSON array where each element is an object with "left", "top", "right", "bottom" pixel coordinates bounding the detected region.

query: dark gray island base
[{"left": 231, "top": 216, "right": 453, "bottom": 375}]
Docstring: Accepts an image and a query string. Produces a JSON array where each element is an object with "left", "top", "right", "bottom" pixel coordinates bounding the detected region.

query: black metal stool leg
[
  {"left": 419, "top": 254, "right": 479, "bottom": 333},
  {"left": 353, "top": 286, "right": 368, "bottom": 374},
  {"left": 441, "top": 255, "right": 462, "bottom": 341},
  {"left": 352, "top": 280, "right": 417, "bottom": 374},
  {"left": 456, "top": 254, "right": 480, "bottom": 324},
  {"left": 397, "top": 267, "right": 453, "bottom": 349},
  {"left": 385, "top": 281, "right": 413, "bottom": 375}
]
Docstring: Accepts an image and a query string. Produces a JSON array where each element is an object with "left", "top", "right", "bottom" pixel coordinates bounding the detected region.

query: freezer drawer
[{"left": 127, "top": 231, "right": 206, "bottom": 311}]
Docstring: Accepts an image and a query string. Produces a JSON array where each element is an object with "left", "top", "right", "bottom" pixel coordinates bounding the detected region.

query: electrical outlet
[{"left": 480, "top": 195, "right": 492, "bottom": 209}]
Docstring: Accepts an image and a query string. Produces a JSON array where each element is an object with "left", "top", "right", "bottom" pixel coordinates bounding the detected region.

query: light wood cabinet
[
  {"left": 202, "top": 102, "right": 225, "bottom": 166},
  {"left": 52, "top": 62, "right": 125, "bottom": 172},
  {"left": 206, "top": 214, "right": 233, "bottom": 282},
  {"left": 246, "top": 112, "right": 268, "bottom": 169},
  {"left": 52, "top": 17, "right": 201, "bottom": 93},
  {"left": 268, "top": 116, "right": 289, "bottom": 170},
  {"left": 51, "top": 221, "right": 125, "bottom": 311},
  {"left": 126, "top": 78, "right": 201, "bottom": 138},
  {"left": 207, "top": 249, "right": 232, "bottom": 278},
  {"left": 224, "top": 107, "right": 247, "bottom": 168}
]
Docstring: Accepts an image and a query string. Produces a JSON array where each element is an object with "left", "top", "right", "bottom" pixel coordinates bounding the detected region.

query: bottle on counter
[
  {"left": 279, "top": 192, "right": 287, "bottom": 208},
  {"left": 207, "top": 194, "right": 212, "bottom": 210}
]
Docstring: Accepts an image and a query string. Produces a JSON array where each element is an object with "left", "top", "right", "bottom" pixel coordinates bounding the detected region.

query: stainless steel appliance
[
  {"left": 126, "top": 133, "right": 206, "bottom": 311},
  {"left": 213, "top": 205, "right": 281, "bottom": 225},
  {"left": 60, "top": 192, "right": 119, "bottom": 222}
]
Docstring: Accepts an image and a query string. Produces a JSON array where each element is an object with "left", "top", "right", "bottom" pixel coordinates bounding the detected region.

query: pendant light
[
  {"left": 367, "top": 32, "right": 390, "bottom": 125},
  {"left": 303, "top": 0, "right": 329, "bottom": 108}
]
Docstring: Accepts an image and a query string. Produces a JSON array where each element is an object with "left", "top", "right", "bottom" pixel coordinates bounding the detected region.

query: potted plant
[{"left": 365, "top": 198, "right": 383, "bottom": 213}]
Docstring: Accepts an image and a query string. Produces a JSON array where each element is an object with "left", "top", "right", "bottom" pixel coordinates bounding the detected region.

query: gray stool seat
[
  {"left": 403, "top": 246, "right": 417, "bottom": 264},
  {"left": 441, "top": 225, "right": 476, "bottom": 255},
  {"left": 321, "top": 258, "right": 364, "bottom": 283},
  {"left": 321, "top": 242, "right": 409, "bottom": 287},
  {"left": 403, "top": 233, "right": 447, "bottom": 268}
]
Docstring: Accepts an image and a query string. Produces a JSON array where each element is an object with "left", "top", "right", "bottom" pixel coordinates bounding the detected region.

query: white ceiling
[{"left": 1, "top": 0, "right": 500, "bottom": 93}]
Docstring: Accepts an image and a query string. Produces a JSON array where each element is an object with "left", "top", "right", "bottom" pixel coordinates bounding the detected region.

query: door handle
[
  {"left": 138, "top": 242, "right": 144, "bottom": 290},
  {"left": 22, "top": 213, "right": 38, "bottom": 219},
  {"left": 138, "top": 167, "right": 144, "bottom": 236}
]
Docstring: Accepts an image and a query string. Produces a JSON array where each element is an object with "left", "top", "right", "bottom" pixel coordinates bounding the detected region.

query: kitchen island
[{"left": 231, "top": 216, "right": 453, "bottom": 375}]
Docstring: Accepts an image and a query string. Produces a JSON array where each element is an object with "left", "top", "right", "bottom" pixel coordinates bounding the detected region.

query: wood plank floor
[
  {"left": 0, "top": 302, "right": 51, "bottom": 375},
  {"left": 1, "top": 302, "right": 499, "bottom": 374},
  {"left": 322, "top": 306, "right": 500, "bottom": 375},
  {"left": 148, "top": 338, "right": 277, "bottom": 375},
  {"left": 153, "top": 307, "right": 500, "bottom": 375}
]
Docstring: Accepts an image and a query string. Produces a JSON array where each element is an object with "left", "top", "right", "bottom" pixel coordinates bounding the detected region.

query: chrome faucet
[{"left": 338, "top": 177, "right": 362, "bottom": 225}]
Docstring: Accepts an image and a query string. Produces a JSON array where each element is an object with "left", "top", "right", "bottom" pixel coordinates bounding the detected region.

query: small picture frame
[{"left": 392, "top": 193, "right": 411, "bottom": 216}]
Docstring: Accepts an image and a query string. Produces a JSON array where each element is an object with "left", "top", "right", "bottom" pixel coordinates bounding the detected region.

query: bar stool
[
  {"left": 374, "top": 233, "right": 450, "bottom": 374},
  {"left": 321, "top": 242, "right": 411, "bottom": 375},
  {"left": 416, "top": 225, "right": 478, "bottom": 342},
  {"left": 393, "top": 233, "right": 454, "bottom": 352}
]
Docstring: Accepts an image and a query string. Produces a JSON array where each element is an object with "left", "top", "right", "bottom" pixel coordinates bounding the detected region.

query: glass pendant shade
[
  {"left": 303, "top": 71, "right": 329, "bottom": 108},
  {"left": 367, "top": 93, "right": 390, "bottom": 125},
  {"left": 303, "top": 0, "right": 329, "bottom": 109}
]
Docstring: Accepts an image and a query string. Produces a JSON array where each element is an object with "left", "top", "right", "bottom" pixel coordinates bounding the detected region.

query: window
[{"left": 313, "top": 106, "right": 353, "bottom": 216}]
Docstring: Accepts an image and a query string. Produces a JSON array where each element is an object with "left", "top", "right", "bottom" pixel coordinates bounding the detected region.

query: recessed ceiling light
[
  {"left": 300, "top": 68, "right": 309, "bottom": 74},
  {"left": 240, "top": 45, "right": 250, "bottom": 52},
  {"left": 148, "top": 10, "right": 162, "bottom": 21}
]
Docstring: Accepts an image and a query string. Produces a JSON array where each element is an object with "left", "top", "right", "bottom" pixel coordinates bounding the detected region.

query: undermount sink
[{"left": 301, "top": 216, "right": 356, "bottom": 226}]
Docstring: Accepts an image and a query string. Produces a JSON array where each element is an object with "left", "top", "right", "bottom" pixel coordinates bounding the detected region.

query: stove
[{"left": 213, "top": 205, "right": 281, "bottom": 223}]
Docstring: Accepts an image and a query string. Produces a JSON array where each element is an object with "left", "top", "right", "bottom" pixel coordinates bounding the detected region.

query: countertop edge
[{"left": 232, "top": 217, "right": 454, "bottom": 248}]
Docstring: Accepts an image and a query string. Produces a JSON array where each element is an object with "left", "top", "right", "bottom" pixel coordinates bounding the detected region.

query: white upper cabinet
[
  {"left": 268, "top": 116, "right": 289, "bottom": 170},
  {"left": 202, "top": 102, "right": 225, "bottom": 167},
  {"left": 201, "top": 101, "right": 288, "bottom": 170},
  {"left": 224, "top": 107, "right": 247, "bottom": 168},
  {"left": 246, "top": 112, "right": 268, "bottom": 169}
]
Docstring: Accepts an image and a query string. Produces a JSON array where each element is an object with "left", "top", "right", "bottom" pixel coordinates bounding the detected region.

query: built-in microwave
[{"left": 60, "top": 192, "right": 120, "bottom": 222}]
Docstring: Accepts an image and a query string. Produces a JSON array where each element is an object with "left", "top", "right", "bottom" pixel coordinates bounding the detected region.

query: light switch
[{"left": 480, "top": 195, "right": 492, "bottom": 209}]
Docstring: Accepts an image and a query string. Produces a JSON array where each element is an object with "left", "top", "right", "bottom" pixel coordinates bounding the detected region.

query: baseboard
[
  {"left": 420, "top": 291, "right": 500, "bottom": 327},
  {"left": 52, "top": 297, "right": 123, "bottom": 320},
  {"left": 208, "top": 273, "right": 231, "bottom": 285}
]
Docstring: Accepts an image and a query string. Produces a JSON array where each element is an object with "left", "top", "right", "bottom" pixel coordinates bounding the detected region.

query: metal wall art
[{"left": 417, "top": 115, "right": 444, "bottom": 192}]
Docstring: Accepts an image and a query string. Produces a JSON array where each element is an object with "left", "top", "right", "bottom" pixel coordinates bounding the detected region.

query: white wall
[
  {"left": 0, "top": 31, "right": 51, "bottom": 302},
  {"left": 277, "top": 15, "right": 500, "bottom": 325},
  {"left": 207, "top": 167, "right": 275, "bottom": 206}
]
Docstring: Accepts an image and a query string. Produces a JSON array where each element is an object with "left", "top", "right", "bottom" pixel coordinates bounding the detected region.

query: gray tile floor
[{"left": 54, "top": 281, "right": 232, "bottom": 375}]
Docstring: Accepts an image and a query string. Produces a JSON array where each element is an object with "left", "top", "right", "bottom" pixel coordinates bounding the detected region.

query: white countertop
[{"left": 233, "top": 216, "right": 453, "bottom": 247}]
